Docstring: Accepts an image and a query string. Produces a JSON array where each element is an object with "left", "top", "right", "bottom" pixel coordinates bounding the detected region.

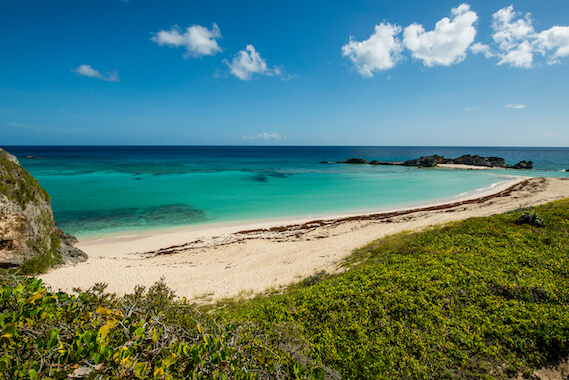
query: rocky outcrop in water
[
  {"left": 333, "top": 154, "right": 533, "bottom": 169},
  {"left": 449, "top": 155, "right": 506, "bottom": 167},
  {"left": 368, "top": 160, "right": 403, "bottom": 166},
  {"left": 0, "top": 148, "right": 87, "bottom": 270},
  {"left": 403, "top": 155, "right": 445, "bottom": 167},
  {"left": 337, "top": 158, "right": 367, "bottom": 164},
  {"left": 403, "top": 155, "right": 508, "bottom": 168},
  {"left": 509, "top": 160, "right": 534, "bottom": 169}
]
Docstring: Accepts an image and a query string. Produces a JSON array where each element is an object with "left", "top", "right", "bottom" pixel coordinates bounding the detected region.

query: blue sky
[{"left": 1, "top": 0, "right": 568, "bottom": 146}]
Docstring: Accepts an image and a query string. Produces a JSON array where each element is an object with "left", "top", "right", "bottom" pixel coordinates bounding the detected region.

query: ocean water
[{"left": 4, "top": 146, "right": 568, "bottom": 239}]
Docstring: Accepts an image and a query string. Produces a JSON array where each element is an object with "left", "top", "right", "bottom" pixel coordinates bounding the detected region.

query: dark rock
[
  {"left": 403, "top": 155, "right": 445, "bottom": 167},
  {"left": 54, "top": 228, "right": 87, "bottom": 265},
  {"left": 54, "top": 227, "right": 79, "bottom": 245},
  {"left": 402, "top": 154, "right": 509, "bottom": 168},
  {"left": 369, "top": 160, "right": 403, "bottom": 166},
  {"left": 450, "top": 155, "right": 506, "bottom": 167},
  {"left": 338, "top": 158, "right": 367, "bottom": 164},
  {"left": 509, "top": 160, "right": 533, "bottom": 169},
  {"left": 331, "top": 154, "right": 533, "bottom": 170},
  {"left": 368, "top": 161, "right": 403, "bottom": 166}
]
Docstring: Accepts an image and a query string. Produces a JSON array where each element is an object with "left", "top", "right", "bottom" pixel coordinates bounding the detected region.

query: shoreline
[
  {"left": 73, "top": 176, "right": 524, "bottom": 257},
  {"left": 74, "top": 175, "right": 519, "bottom": 245},
  {"left": 40, "top": 177, "right": 569, "bottom": 302}
]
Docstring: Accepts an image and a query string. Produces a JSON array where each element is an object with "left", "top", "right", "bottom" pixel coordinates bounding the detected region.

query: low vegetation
[
  {"left": 0, "top": 155, "right": 50, "bottom": 209},
  {"left": 2, "top": 199, "right": 569, "bottom": 379},
  {"left": 0, "top": 277, "right": 323, "bottom": 379},
  {"left": 18, "top": 233, "right": 62, "bottom": 276},
  {"left": 224, "top": 199, "right": 569, "bottom": 379}
]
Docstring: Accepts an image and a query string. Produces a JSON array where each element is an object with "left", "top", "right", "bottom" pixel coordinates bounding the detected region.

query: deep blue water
[{"left": 3, "top": 146, "right": 568, "bottom": 239}]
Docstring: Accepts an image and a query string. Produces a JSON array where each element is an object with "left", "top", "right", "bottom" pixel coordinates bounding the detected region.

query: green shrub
[
  {"left": 302, "top": 270, "right": 329, "bottom": 287},
  {"left": 20, "top": 232, "right": 62, "bottom": 275},
  {"left": 515, "top": 211, "right": 544, "bottom": 227},
  {"left": 224, "top": 199, "right": 569, "bottom": 379},
  {"left": 0, "top": 277, "right": 323, "bottom": 379}
]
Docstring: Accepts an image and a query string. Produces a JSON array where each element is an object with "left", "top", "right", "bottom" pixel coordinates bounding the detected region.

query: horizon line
[{"left": 3, "top": 144, "right": 569, "bottom": 149}]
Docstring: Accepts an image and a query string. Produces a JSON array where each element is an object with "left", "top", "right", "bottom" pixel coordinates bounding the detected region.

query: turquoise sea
[{"left": 4, "top": 146, "right": 569, "bottom": 239}]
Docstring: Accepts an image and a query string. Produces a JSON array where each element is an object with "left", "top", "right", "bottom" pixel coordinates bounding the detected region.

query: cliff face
[{"left": 0, "top": 148, "right": 87, "bottom": 271}]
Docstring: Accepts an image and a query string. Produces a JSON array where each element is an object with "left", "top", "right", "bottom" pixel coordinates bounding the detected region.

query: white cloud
[
  {"left": 341, "top": 22, "right": 403, "bottom": 77},
  {"left": 505, "top": 103, "right": 526, "bottom": 109},
  {"left": 497, "top": 40, "right": 534, "bottom": 68},
  {"left": 403, "top": 3, "right": 478, "bottom": 67},
  {"left": 538, "top": 26, "right": 569, "bottom": 64},
  {"left": 492, "top": 6, "right": 534, "bottom": 51},
  {"left": 151, "top": 23, "right": 222, "bottom": 58},
  {"left": 74, "top": 64, "right": 100, "bottom": 77},
  {"left": 484, "top": 6, "right": 569, "bottom": 67},
  {"left": 470, "top": 42, "right": 493, "bottom": 58},
  {"left": 464, "top": 106, "right": 483, "bottom": 111},
  {"left": 224, "top": 45, "right": 281, "bottom": 80},
  {"left": 243, "top": 132, "right": 287, "bottom": 141},
  {"left": 72, "top": 64, "right": 120, "bottom": 82},
  {"left": 342, "top": 4, "right": 569, "bottom": 73},
  {"left": 491, "top": 6, "right": 536, "bottom": 68}
]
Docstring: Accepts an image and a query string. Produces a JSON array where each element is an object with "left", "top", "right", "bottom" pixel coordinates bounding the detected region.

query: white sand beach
[
  {"left": 39, "top": 177, "right": 569, "bottom": 302},
  {"left": 436, "top": 163, "right": 498, "bottom": 170}
]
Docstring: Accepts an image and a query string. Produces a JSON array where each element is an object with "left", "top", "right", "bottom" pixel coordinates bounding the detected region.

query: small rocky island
[
  {"left": 331, "top": 155, "right": 533, "bottom": 169},
  {"left": 0, "top": 148, "right": 87, "bottom": 270}
]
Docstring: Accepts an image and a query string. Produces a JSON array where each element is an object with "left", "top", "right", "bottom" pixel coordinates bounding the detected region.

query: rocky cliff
[{"left": 0, "top": 148, "right": 86, "bottom": 272}]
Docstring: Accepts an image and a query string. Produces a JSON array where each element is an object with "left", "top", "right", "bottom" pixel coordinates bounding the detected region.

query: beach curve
[{"left": 39, "top": 177, "right": 569, "bottom": 302}]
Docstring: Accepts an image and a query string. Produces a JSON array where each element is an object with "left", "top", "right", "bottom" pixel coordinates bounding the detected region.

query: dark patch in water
[
  {"left": 55, "top": 204, "right": 207, "bottom": 235},
  {"left": 252, "top": 174, "right": 268, "bottom": 183},
  {"left": 251, "top": 171, "right": 289, "bottom": 183},
  {"left": 140, "top": 204, "right": 206, "bottom": 224}
]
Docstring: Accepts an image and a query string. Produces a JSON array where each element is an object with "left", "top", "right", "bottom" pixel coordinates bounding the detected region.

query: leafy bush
[
  {"left": 19, "top": 232, "right": 62, "bottom": 275},
  {"left": 0, "top": 277, "right": 323, "bottom": 379},
  {"left": 515, "top": 211, "right": 544, "bottom": 227},
  {"left": 225, "top": 199, "right": 569, "bottom": 379}
]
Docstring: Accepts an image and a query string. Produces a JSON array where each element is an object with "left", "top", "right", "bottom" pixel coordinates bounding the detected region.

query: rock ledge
[{"left": 0, "top": 148, "right": 87, "bottom": 270}]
